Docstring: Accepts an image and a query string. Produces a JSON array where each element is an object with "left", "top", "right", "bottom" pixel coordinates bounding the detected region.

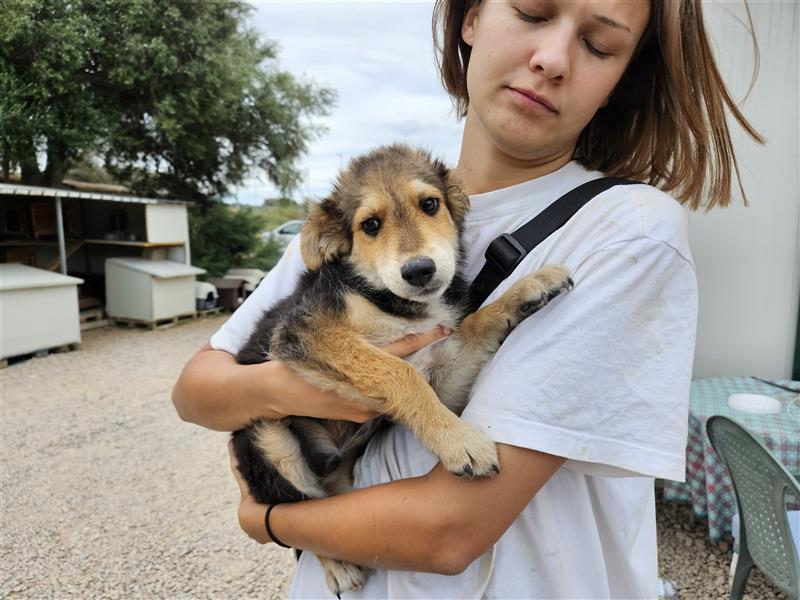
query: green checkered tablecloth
[{"left": 662, "top": 377, "right": 800, "bottom": 541}]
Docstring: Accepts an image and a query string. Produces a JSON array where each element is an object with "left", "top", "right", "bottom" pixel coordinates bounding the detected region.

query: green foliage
[
  {"left": 0, "top": 0, "right": 335, "bottom": 203},
  {"left": 189, "top": 201, "right": 286, "bottom": 277}
]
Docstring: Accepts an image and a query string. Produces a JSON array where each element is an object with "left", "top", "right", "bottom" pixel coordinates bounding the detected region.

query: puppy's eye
[
  {"left": 420, "top": 197, "right": 439, "bottom": 215},
  {"left": 361, "top": 217, "right": 381, "bottom": 236}
]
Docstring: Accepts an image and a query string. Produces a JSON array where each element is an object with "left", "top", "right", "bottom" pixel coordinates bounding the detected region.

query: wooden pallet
[
  {"left": 80, "top": 308, "right": 110, "bottom": 331},
  {"left": 1, "top": 343, "right": 80, "bottom": 369},
  {"left": 197, "top": 306, "right": 226, "bottom": 317},
  {"left": 110, "top": 312, "right": 197, "bottom": 331}
]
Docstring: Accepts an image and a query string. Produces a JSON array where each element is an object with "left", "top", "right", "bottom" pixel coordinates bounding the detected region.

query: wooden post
[{"left": 54, "top": 196, "right": 67, "bottom": 275}]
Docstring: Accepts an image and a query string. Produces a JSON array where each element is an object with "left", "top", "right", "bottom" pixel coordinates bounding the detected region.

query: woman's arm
[
  {"left": 172, "top": 328, "right": 450, "bottom": 431},
  {"left": 232, "top": 442, "right": 565, "bottom": 575},
  {"left": 172, "top": 343, "right": 374, "bottom": 431}
]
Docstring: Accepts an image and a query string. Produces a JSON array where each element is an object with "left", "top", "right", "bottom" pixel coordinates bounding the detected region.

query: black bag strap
[{"left": 468, "top": 177, "right": 638, "bottom": 312}]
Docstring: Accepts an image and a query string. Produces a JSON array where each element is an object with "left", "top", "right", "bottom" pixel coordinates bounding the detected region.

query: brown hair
[{"left": 432, "top": 0, "right": 764, "bottom": 210}]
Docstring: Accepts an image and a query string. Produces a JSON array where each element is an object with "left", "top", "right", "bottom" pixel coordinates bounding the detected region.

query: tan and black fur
[{"left": 232, "top": 144, "right": 572, "bottom": 595}]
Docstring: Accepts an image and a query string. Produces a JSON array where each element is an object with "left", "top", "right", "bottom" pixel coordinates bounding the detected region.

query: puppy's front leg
[
  {"left": 461, "top": 264, "right": 573, "bottom": 353},
  {"left": 281, "top": 325, "right": 499, "bottom": 479},
  {"left": 429, "top": 265, "right": 573, "bottom": 414}
]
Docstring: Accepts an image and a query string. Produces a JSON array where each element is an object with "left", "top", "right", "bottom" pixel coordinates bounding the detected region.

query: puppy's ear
[
  {"left": 434, "top": 159, "right": 470, "bottom": 231},
  {"left": 301, "top": 197, "right": 351, "bottom": 270}
]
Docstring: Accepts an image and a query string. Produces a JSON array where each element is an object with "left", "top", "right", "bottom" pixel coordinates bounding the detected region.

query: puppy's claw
[
  {"left": 514, "top": 266, "right": 573, "bottom": 318},
  {"left": 458, "top": 462, "right": 475, "bottom": 478},
  {"left": 437, "top": 423, "right": 499, "bottom": 479}
]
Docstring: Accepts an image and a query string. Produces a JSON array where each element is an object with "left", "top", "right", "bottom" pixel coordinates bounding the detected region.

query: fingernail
[{"left": 441, "top": 326, "right": 454, "bottom": 336}]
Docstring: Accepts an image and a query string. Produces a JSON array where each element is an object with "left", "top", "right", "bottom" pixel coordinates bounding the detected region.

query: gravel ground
[{"left": 0, "top": 316, "right": 785, "bottom": 599}]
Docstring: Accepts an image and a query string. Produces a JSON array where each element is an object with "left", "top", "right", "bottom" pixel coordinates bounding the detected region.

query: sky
[{"left": 229, "top": 1, "right": 465, "bottom": 205}]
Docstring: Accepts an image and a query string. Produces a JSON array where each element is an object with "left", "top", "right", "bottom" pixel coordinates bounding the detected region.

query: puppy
[{"left": 232, "top": 144, "right": 572, "bottom": 595}]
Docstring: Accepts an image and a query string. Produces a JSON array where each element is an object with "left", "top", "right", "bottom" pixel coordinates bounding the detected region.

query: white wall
[
  {"left": 690, "top": 1, "right": 799, "bottom": 379},
  {"left": 145, "top": 204, "right": 189, "bottom": 244}
]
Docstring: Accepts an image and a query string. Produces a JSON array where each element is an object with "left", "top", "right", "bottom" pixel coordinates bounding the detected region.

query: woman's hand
[{"left": 229, "top": 440, "right": 270, "bottom": 544}]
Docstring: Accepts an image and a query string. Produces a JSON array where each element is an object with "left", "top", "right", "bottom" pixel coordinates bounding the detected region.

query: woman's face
[{"left": 462, "top": 0, "right": 651, "bottom": 161}]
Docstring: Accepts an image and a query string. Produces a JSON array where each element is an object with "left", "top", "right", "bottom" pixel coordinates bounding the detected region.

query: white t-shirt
[{"left": 210, "top": 161, "right": 698, "bottom": 599}]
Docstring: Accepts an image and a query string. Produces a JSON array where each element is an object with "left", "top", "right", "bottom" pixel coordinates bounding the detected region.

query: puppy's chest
[{"left": 344, "top": 293, "right": 458, "bottom": 374}]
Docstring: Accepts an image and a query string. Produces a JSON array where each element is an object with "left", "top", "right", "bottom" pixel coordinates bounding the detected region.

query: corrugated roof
[
  {"left": 0, "top": 263, "right": 84, "bottom": 291},
  {"left": 0, "top": 182, "right": 191, "bottom": 206}
]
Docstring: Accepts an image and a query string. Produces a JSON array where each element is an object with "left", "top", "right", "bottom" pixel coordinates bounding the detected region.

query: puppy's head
[{"left": 301, "top": 144, "right": 469, "bottom": 302}]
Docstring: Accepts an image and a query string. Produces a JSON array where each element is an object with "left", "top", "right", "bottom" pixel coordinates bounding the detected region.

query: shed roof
[
  {"left": 0, "top": 182, "right": 191, "bottom": 206},
  {"left": 106, "top": 258, "right": 205, "bottom": 278},
  {"left": 0, "top": 263, "right": 84, "bottom": 291}
]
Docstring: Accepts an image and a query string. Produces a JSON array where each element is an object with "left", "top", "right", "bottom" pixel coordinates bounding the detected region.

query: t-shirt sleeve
[
  {"left": 461, "top": 236, "right": 698, "bottom": 481},
  {"left": 209, "top": 236, "right": 306, "bottom": 356}
]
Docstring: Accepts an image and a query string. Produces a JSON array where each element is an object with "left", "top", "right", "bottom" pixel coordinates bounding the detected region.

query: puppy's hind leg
[{"left": 234, "top": 420, "right": 326, "bottom": 505}]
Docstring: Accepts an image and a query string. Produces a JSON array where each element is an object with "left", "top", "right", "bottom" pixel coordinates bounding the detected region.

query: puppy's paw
[
  {"left": 320, "top": 557, "right": 369, "bottom": 597},
  {"left": 515, "top": 265, "right": 573, "bottom": 317},
  {"left": 436, "top": 422, "right": 499, "bottom": 479}
]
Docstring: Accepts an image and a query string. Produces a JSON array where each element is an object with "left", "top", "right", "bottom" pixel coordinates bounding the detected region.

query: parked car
[{"left": 262, "top": 219, "right": 304, "bottom": 245}]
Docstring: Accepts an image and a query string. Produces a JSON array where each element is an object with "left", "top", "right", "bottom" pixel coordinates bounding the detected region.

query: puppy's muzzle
[{"left": 401, "top": 257, "right": 436, "bottom": 288}]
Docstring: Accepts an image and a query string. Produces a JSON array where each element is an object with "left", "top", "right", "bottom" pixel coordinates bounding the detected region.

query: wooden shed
[
  {"left": 0, "top": 263, "right": 83, "bottom": 360},
  {"left": 0, "top": 181, "right": 193, "bottom": 289},
  {"left": 105, "top": 257, "right": 205, "bottom": 325},
  {"left": 1, "top": 181, "right": 204, "bottom": 353},
  {"left": 1, "top": 182, "right": 195, "bottom": 290}
]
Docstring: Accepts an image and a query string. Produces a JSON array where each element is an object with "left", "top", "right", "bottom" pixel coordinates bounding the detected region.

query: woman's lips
[{"left": 508, "top": 87, "right": 558, "bottom": 114}]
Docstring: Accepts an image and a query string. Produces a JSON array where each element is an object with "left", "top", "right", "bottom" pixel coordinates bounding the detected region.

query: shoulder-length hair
[{"left": 432, "top": 0, "right": 764, "bottom": 210}]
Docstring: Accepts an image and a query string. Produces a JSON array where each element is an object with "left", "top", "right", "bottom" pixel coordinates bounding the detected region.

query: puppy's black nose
[{"left": 401, "top": 257, "right": 436, "bottom": 287}]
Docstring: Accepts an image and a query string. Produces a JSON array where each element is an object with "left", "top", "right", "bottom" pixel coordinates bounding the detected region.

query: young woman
[{"left": 173, "top": 0, "right": 762, "bottom": 597}]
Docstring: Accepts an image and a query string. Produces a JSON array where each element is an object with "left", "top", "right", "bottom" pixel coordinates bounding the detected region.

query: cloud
[{"left": 230, "top": 0, "right": 463, "bottom": 205}]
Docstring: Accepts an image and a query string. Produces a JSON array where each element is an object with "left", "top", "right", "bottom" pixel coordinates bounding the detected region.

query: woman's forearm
[
  {"left": 172, "top": 344, "right": 380, "bottom": 431},
  {"left": 271, "top": 472, "right": 468, "bottom": 574},
  {"left": 172, "top": 345, "right": 283, "bottom": 431},
  {"left": 261, "top": 445, "right": 564, "bottom": 575}
]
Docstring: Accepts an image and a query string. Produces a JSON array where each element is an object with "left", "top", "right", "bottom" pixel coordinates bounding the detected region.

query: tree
[
  {"left": 189, "top": 202, "right": 285, "bottom": 277},
  {"left": 0, "top": 0, "right": 335, "bottom": 203}
]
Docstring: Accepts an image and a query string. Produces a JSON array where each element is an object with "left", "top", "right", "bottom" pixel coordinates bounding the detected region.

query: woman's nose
[{"left": 528, "top": 26, "right": 571, "bottom": 81}]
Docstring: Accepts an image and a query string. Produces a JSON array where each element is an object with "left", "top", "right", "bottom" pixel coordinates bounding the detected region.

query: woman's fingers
[{"left": 381, "top": 325, "right": 453, "bottom": 357}]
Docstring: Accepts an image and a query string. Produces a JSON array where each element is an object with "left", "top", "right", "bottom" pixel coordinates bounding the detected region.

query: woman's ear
[
  {"left": 300, "top": 197, "right": 351, "bottom": 270},
  {"left": 434, "top": 159, "right": 470, "bottom": 231},
  {"left": 462, "top": 2, "right": 480, "bottom": 47}
]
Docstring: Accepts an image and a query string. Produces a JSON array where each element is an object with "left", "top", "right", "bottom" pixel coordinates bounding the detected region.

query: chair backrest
[{"left": 706, "top": 415, "right": 800, "bottom": 598}]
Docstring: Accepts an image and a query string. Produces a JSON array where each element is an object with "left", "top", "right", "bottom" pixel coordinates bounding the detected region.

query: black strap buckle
[{"left": 484, "top": 233, "right": 527, "bottom": 275}]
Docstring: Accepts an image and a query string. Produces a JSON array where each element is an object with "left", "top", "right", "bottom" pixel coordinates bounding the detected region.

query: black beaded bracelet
[{"left": 265, "top": 503, "right": 291, "bottom": 549}]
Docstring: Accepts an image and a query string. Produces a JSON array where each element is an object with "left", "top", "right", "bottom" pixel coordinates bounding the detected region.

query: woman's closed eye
[
  {"left": 514, "top": 7, "right": 546, "bottom": 24},
  {"left": 514, "top": 8, "right": 614, "bottom": 59},
  {"left": 582, "top": 39, "right": 612, "bottom": 59}
]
